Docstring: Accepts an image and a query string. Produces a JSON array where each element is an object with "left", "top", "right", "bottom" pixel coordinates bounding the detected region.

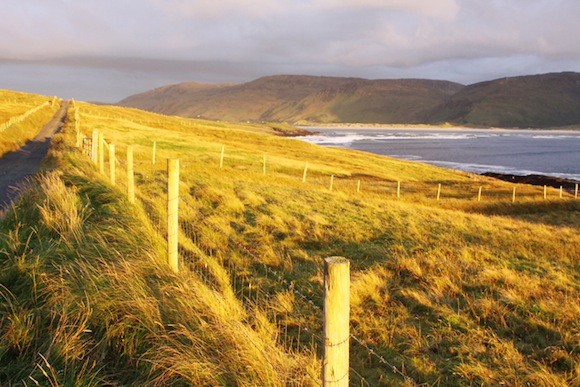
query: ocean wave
[
  {"left": 300, "top": 133, "right": 372, "bottom": 145},
  {"left": 531, "top": 135, "right": 579, "bottom": 139},
  {"left": 300, "top": 132, "right": 500, "bottom": 146},
  {"left": 300, "top": 131, "right": 580, "bottom": 146},
  {"left": 299, "top": 129, "right": 580, "bottom": 180},
  {"left": 417, "top": 159, "right": 580, "bottom": 181}
]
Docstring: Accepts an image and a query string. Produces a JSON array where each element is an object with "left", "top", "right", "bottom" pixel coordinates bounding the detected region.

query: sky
[{"left": 1, "top": 0, "right": 579, "bottom": 102}]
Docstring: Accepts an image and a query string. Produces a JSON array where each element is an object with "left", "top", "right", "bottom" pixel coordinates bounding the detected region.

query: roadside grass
[
  {"left": 66, "top": 101, "right": 580, "bottom": 385},
  {"left": 1, "top": 93, "right": 577, "bottom": 385},
  {"left": 0, "top": 104, "right": 319, "bottom": 385},
  {"left": 0, "top": 90, "right": 59, "bottom": 157}
]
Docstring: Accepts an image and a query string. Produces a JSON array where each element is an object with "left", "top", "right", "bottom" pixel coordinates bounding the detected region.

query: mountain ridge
[
  {"left": 428, "top": 72, "right": 580, "bottom": 128},
  {"left": 119, "top": 72, "right": 580, "bottom": 128}
]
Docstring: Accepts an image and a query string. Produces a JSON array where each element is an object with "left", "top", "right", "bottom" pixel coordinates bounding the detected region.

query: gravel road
[{"left": 0, "top": 101, "right": 68, "bottom": 213}]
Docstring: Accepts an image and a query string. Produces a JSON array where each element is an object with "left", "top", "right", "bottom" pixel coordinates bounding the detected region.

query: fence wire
[
  {"left": 73, "top": 125, "right": 432, "bottom": 386},
  {"left": 71, "top": 111, "right": 578, "bottom": 387},
  {"left": 234, "top": 237, "right": 419, "bottom": 386}
]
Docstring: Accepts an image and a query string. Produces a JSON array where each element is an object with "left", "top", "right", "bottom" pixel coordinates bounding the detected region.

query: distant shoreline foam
[
  {"left": 426, "top": 160, "right": 580, "bottom": 183},
  {"left": 297, "top": 124, "right": 580, "bottom": 134},
  {"left": 297, "top": 128, "right": 580, "bottom": 182}
]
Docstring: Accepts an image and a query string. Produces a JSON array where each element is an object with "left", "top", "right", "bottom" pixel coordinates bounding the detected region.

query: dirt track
[{"left": 0, "top": 101, "right": 68, "bottom": 212}]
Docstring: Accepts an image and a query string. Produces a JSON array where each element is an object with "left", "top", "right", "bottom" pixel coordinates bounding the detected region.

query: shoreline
[
  {"left": 296, "top": 124, "right": 580, "bottom": 134},
  {"left": 481, "top": 172, "right": 579, "bottom": 189},
  {"left": 293, "top": 125, "right": 580, "bottom": 186}
]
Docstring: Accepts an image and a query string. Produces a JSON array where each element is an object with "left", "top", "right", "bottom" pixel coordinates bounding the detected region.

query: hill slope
[
  {"left": 2, "top": 93, "right": 578, "bottom": 385},
  {"left": 0, "top": 96, "right": 320, "bottom": 385},
  {"left": 0, "top": 90, "right": 60, "bottom": 158},
  {"left": 120, "top": 72, "right": 580, "bottom": 128},
  {"left": 120, "top": 75, "right": 464, "bottom": 124},
  {"left": 429, "top": 72, "right": 580, "bottom": 128}
]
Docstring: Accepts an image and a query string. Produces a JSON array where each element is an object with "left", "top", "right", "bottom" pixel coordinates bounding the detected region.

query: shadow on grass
[{"left": 462, "top": 200, "right": 580, "bottom": 227}]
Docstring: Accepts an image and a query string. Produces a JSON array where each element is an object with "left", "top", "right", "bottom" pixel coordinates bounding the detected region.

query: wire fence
[
  {"left": 69, "top": 105, "right": 580, "bottom": 386},
  {"left": 95, "top": 153, "right": 578, "bottom": 203}
]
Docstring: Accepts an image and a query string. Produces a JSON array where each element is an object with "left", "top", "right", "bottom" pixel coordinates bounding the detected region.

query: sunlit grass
[
  {"left": 1, "top": 94, "right": 578, "bottom": 385},
  {"left": 72, "top": 101, "right": 579, "bottom": 385},
  {"left": 0, "top": 89, "right": 49, "bottom": 120},
  {"left": 0, "top": 90, "right": 59, "bottom": 157},
  {"left": 0, "top": 97, "right": 319, "bottom": 385}
]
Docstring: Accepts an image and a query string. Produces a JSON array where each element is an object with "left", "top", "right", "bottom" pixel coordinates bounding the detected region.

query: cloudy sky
[{"left": 1, "top": 0, "right": 579, "bottom": 102}]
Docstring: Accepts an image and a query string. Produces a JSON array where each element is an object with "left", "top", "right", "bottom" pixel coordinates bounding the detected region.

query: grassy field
[
  {"left": 1, "top": 95, "right": 579, "bottom": 385},
  {"left": 0, "top": 90, "right": 60, "bottom": 157}
]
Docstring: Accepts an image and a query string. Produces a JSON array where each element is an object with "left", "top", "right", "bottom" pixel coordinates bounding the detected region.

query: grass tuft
[{"left": 1, "top": 92, "right": 578, "bottom": 385}]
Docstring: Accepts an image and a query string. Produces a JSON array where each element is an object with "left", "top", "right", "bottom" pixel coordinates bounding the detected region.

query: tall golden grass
[
  {"left": 1, "top": 94, "right": 578, "bottom": 385},
  {"left": 0, "top": 99, "right": 319, "bottom": 385}
]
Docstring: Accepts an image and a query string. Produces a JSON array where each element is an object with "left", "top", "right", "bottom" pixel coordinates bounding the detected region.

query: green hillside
[
  {"left": 429, "top": 72, "right": 580, "bottom": 128},
  {"left": 120, "top": 72, "right": 580, "bottom": 128},
  {"left": 1, "top": 94, "right": 579, "bottom": 385},
  {"left": 120, "top": 75, "right": 464, "bottom": 124}
]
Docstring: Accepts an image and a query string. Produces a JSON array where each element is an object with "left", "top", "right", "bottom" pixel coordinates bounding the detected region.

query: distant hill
[
  {"left": 428, "top": 72, "right": 580, "bottom": 128},
  {"left": 119, "top": 75, "right": 463, "bottom": 124},
  {"left": 118, "top": 82, "right": 230, "bottom": 114},
  {"left": 119, "top": 72, "right": 580, "bottom": 128}
]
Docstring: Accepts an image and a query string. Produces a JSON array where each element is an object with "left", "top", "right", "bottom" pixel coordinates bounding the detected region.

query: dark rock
[{"left": 482, "top": 172, "right": 579, "bottom": 191}]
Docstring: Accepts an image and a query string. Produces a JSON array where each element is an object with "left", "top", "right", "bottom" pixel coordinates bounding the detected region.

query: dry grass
[
  {"left": 0, "top": 90, "right": 59, "bottom": 157},
  {"left": 0, "top": 102, "right": 319, "bottom": 385},
  {"left": 75, "top": 100, "right": 579, "bottom": 385},
  {"left": 1, "top": 95, "right": 578, "bottom": 385}
]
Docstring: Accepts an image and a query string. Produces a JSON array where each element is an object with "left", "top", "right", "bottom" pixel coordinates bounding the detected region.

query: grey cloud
[{"left": 0, "top": 0, "right": 578, "bottom": 101}]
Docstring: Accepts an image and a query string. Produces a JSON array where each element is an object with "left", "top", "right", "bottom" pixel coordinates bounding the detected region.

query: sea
[{"left": 299, "top": 128, "right": 580, "bottom": 181}]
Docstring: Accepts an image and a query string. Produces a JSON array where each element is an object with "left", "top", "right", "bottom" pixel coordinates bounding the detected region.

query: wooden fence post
[
  {"left": 109, "top": 144, "right": 116, "bottom": 185},
  {"left": 76, "top": 127, "right": 82, "bottom": 148},
  {"left": 512, "top": 186, "right": 516, "bottom": 203},
  {"left": 167, "top": 159, "right": 180, "bottom": 273},
  {"left": 436, "top": 183, "right": 441, "bottom": 201},
  {"left": 220, "top": 145, "right": 225, "bottom": 168},
  {"left": 329, "top": 175, "right": 334, "bottom": 191},
  {"left": 397, "top": 181, "right": 401, "bottom": 198},
  {"left": 263, "top": 154, "right": 267, "bottom": 175},
  {"left": 575, "top": 183, "right": 578, "bottom": 199},
  {"left": 477, "top": 186, "right": 482, "bottom": 202},
  {"left": 127, "top": 145, "right": 135, "bottom": 203},
  {"left": 152, "top": 141, "right": 157, "bottom": 165},
  {"left": 323, "top": 257, "right": 350, "bottom": 387},
  {"left": 302, "top": 163, "right": 308, "bottom": 183},
  {"left": 91, "top": 130, "right": 98, "bottom": 164},
  {"left": 544, "top": 185, "right": 547, "bottom": 200},
  {"left": 75, "top": 111, "right": 81, "bottom": 147},
  {"left": 356, "top": 180, "right": 361, "bottom": 193},
  {"left": 322, "top": 257, "right": 350, "bottom": 386},
  {"left": 559, "top": 186, "right": 563, "bottom": 199},
  {"left": 98, "top": 132, "right": 105, "bottom": 174}
]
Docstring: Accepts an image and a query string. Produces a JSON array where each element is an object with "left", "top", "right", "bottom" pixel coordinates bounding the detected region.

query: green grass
[
  {"left": 0, "top": 90, "right": 60, "bottom": 157},
  {"left": 1, "top": 94, "right": 579, "bottom": 385},
  {"left": 0, "top": 102, "right": 318, "bottom": 385}
]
